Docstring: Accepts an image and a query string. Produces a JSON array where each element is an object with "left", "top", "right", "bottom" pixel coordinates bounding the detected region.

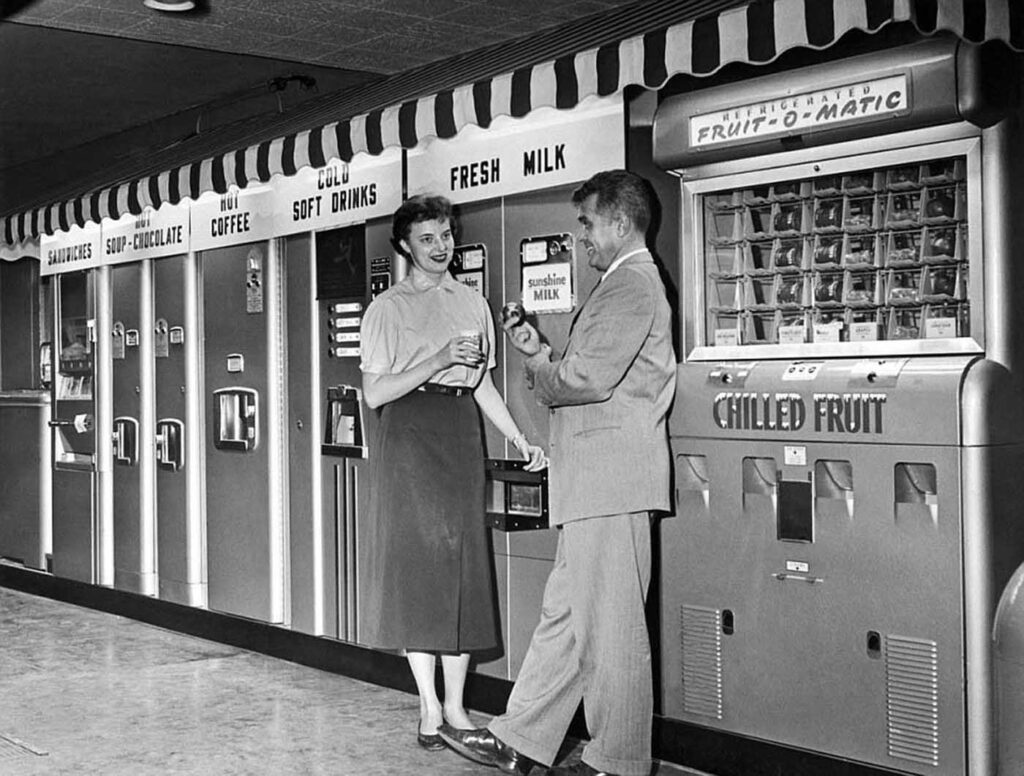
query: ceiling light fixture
[{"left": 143, "top": 0, "right": 196, "bottom": 11}]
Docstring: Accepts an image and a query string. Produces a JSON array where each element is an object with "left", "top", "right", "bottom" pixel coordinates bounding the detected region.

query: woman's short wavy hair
[{"left": 391, "top": 194, "right": 454, "bottom": 257}]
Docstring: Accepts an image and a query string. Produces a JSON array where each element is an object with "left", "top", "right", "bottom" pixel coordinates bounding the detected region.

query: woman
[{"left": 359, "top": 194, "right": 546, "bottom": 751}]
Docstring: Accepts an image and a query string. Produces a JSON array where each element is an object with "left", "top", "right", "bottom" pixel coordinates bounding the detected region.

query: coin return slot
[
  {"left": 867, "top": 630, "right": 882, "bottom": 659},
  {"left": 815, "top": 460, "right": 853, "bottom": 519},
  {"left": 676, "top": 454, "right": 709, "bottom": 510},
  {"left": 721, "top": 609, "right": 735, "bottom": 636},
  {"left": 742, "top": 457, "right": 777, "bottom": 519},
  {"left": 894, "top": 462, "right": 938, "bottom": 525}
]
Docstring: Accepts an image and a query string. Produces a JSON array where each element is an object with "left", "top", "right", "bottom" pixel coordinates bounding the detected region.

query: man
[{"left": 440, "top": 169, "right": 676, "bottom": 776}]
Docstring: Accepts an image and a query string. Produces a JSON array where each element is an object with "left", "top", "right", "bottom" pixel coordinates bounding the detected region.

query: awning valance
[{"left": 3, "top": 0, "right": 1022, "bottom": 251}]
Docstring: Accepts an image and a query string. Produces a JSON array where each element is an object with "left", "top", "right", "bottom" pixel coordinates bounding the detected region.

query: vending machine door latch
[{"left": 155, "top": 418, "right": 185, "bottom": 471}]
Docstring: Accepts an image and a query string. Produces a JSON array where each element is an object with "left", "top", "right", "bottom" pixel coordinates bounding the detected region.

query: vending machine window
[
  {"left": 51, "top": 271, "right": 96, "bottom": 467},
  {"left": 686, "top": 139, "right": 982, "bottom": 360}
]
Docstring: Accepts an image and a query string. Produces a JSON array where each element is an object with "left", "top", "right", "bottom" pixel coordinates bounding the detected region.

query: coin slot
[{"left": 721, "top": 609, "right": 735, "bottom": 636}]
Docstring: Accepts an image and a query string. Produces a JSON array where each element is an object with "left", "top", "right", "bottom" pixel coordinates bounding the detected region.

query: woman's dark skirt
[{"left": 362, "top": 388, "right": 498, "bottom": 653}]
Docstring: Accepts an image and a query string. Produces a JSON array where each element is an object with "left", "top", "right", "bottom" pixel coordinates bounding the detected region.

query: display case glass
[{"left": 684, "top": 137, "right": 982, "bottom": 360}]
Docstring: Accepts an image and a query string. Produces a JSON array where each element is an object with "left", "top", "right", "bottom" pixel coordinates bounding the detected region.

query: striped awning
[{"left": 3, "top": 0, "right": 1022, "bottom": 253}]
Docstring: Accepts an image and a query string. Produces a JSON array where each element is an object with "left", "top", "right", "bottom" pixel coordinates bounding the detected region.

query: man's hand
[
  {"left": 502, "top": 319, "right": 542, "bottom": 357},
  {"left": 513, "top": 436, "right": 548, "bottom": 471}
]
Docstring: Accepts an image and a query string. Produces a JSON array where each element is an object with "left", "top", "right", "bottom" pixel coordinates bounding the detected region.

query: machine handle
[
  {"left": 772, "top": 572, "right": 824, "bottom": 584},
  {"left": 49, "top": 414, "right": 94, "bottom": 433},
  {"left": 155, "top": 418, "right": 185, "bottom": 472},
  {"left": 113, "top": 416, "right": 139, "bottom": 466}
]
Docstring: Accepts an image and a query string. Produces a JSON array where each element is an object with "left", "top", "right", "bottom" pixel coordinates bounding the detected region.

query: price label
[
  {"left": 714, "top": 329, "right": 739, "bottom": 347},
  {"left": 849, "top": 321, "right": 879, "bottom": 342},
  {"left": 813, "top": 323, "right": 841, "bottom": 343},
  {"left": 924, "top": 317, "right": 956, "bottom": 338},
  {"left": 779, "top": 325, "right": 806, "bottom": 344},
  {"left": 521, "top": 240, "right": 548, "bottom": 264}
]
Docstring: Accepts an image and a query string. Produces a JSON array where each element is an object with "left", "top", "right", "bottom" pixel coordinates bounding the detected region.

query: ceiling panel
[{"left": 0, "top": 0, "right": 656, "bottom": 215}]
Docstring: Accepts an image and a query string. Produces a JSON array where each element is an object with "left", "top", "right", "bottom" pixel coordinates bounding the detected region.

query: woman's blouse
[{"left": 359, "top": 272, "right": 496, "bottom": 387}]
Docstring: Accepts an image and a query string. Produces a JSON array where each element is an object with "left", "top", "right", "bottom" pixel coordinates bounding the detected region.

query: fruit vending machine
[
  {"left": 41, "top": 222, "right": 112, "bottom": 584},
  {"left": 275, "top": 151, "right": 402, "bottom": 639},
  {"left": 406, "top": 94, "right": 625, "bottom": 679},
  {"left": 652, "top": 39, "right": 1024, "bottom": 775}
]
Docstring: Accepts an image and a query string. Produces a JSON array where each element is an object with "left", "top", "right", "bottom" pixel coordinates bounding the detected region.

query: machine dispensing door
[
  {"left": 112, "top": 416, "right": 139, "bottom": 467},
  {"left": 213, "top": 387, "right": 259, "bottom": 452},
  {"left": 323, "top": 385, "right": 364, "bottom": 454},
  {"left": 486, "top": 459, "right": 549, "bottom": 532},
  {"left": 155, "top": 419, "right": 185, "bottom": 472}
]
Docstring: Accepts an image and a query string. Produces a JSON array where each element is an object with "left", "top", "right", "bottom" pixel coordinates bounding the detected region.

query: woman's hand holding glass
[{"left": 438, "top": 332, "right": 485, "bottom": 369}]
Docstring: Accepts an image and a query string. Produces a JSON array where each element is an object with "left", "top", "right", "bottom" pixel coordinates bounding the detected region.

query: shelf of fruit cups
[{"left": 702, "top": 156, "right": 969, "bottom": 346}]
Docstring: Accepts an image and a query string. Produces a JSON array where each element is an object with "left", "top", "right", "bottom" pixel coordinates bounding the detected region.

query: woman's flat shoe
[{"left": 417, "top": 729, "right": 447, "bottom": 751}]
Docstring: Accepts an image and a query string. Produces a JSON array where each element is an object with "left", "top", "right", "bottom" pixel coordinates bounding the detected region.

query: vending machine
[
  {"left": 275, "top": 151, "right": 402, "bottom": 640},
  {"left": 152, "top": 250, "right": 202, "bottom": 606},
  {"left": 108, "top": 259, "right": 154, "bottom": 594},
  {"left": 101, "top": 202, "right": 192, "bottom": 600},
  {"left": 193, "top": 186, "right": 286, "bottom": 623},
  {"left": 652, "top": 39, "right": 1024, "bottom": 775},
  {"left": 312, "top": 219, "right": 394, "bottom": 642},
  {"left": 0, "top": 257, "right": 51, "bottom": 572},
  {"left": 406, "top": 95, "right": 624, "bottom": 678},
  {"left": 41, "top": 220, "right": 112, "bottom": 584}
]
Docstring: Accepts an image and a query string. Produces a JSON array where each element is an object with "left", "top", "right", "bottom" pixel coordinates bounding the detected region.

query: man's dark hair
[
  {"left": 391, "top": 194, "right": 454, "bottom": 256},
  {"left": 572, "top": 169, "right": 653, "bottom": 234}
]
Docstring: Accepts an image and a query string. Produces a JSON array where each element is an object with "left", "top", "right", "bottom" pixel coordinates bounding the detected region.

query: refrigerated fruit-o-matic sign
[
  {"left": 712, "top": 391, "right": 888, "bottom": 434},
  {"left": 689, "top": 74, "right": 908, "bottom": 149}
]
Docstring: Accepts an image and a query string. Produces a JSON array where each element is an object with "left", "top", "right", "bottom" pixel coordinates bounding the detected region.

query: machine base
[{"left": 654, "top": 718, "right": 918, "bottom": 776}]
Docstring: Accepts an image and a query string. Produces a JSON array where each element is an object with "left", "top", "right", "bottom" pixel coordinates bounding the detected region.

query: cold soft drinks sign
[{"left": 272, "top": 149, "right": 402, "bottom": 236}]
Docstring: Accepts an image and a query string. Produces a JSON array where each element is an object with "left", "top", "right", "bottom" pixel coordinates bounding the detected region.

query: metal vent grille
[
  {"left": 885, "top": 634, "right": 939, "bottom": 767},
  {"left": 680, "top": 605, "right": 722, "bottom": 719}
]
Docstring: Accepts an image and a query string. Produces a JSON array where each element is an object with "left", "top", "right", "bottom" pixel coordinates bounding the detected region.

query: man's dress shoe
[
  {"left": 416, "top": 729, "right": 446, "bottom": 751},
  {"left": 437, "top": 723, "right": 539, "bottom": 774},
  {"left": 547, "top": 761, "right": 620, "bottom": 776},
  {"left": 548, "top": 765, "right": 618, "bottom": 776}
]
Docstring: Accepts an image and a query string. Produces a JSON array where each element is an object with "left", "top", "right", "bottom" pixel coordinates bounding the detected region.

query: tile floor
[{"left": 0, "top": 588, "right": 708, "bottom": 776}]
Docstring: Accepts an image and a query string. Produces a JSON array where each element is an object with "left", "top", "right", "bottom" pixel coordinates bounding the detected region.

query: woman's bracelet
[{"left": 509, "top": 432, "right": 527, "bottom": 449}]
